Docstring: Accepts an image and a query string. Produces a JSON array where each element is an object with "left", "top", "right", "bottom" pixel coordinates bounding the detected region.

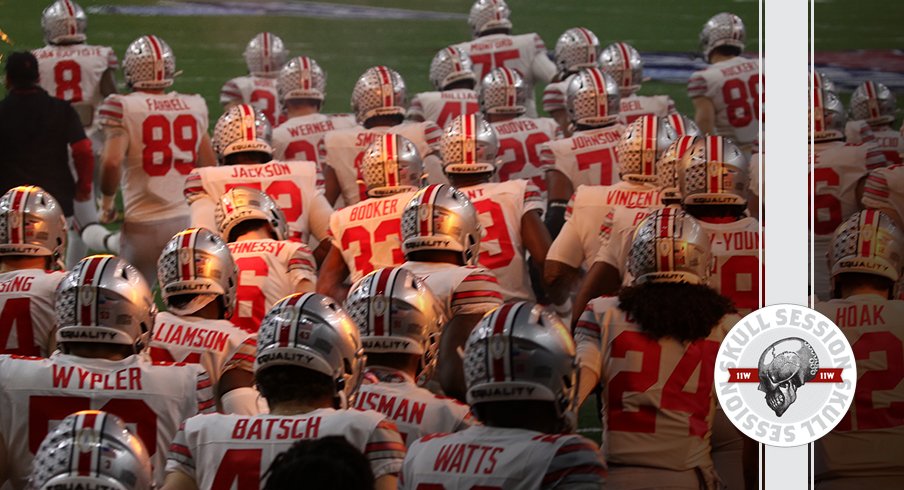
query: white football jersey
[
  {"left": 492, "top": 116, "right": 560, "bottom": 193},
  {"left": 98, "top": 92, "right": 209, "bottom": 222},
  {"left": 453, "top": 33, "right": 557, "bottom": 117},
  {"left": 401, "top": 426, "right": 606, "bottom": 490},
  {"left": 227, "top": 239, "right": 317, "bottom": 333},
  {"left": 811, "top": 141, "right": 872, "bottom": 299},
  {"left": 407, "top": 89, "right": 479, "bottom": 129},
  {"left": 184, "top": 160, "right": 331, "bottom": 243},
  {"left": 166, "top": 408, "right": 407, "bottom": 487},
  {"left": 0, "top": 269, "right": 65, "bottom": 357},
  {"left": 863, "top": 164, "right": 904, "bottom": 231},
  {"left": 272, "top": 113, "right": 357, "bottom": 163},
  {"left": 845, "top": 120, "right": 876, "bottom": 147},
  {"left": 354, "top": 367, "right": 472, "bottom": 447},
  {"left": 329, "top": 191, "right": 414, "bottom": 283},
  {"left": 618, "top": 94, "right": 675, "bottom": 125},
  {"left": 459, "top": 180, "right": 544, "bottom": 302},
  {"left": 546, "top": 125, "right": 624, "bottom": 188},
  {"left": 863, "top": 127, "right": 904, "bottom": 166},
  {"left": 149, "top": 311, "right": 256, "bottom": 386},
  {"left": 814, "top": 295, "right": 904, "bottom": 481},
  {"left": 541, "top": 78, "right": 570, "bottom": 115},
  {"left": 33, "top": 43, "right": 117, "bottom": 120},
  {"left": 220, "top": 75, "right": 281, "bottom": 126},
  {"left": 700, "top": 217, "right": 762, "bottom": 316},
  {"left": 547, "top": 182, "right": 661, "bottom": 271},
  {"left": 0, "top": 353, "right": 213, "bottom": 488},
  {"left": 400, "top": 262, "right": 503, "bottom": 317},
  {"left": 575, "top": 296, "right": 738, "bottom": 470},
  {"left": 687, "top": 57, "right": 761, "bottom": 146},
  {"left": 323, "top": 122, "right": 442, "bottom": 205}
]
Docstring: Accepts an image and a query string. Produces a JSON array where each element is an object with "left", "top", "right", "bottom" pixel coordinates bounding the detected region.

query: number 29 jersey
[
  {"left": 687, "top": 57, "right": 761, "bottom": 147},
  {"left": 98, "top": 92, "right": 209, "bottom": 221}
]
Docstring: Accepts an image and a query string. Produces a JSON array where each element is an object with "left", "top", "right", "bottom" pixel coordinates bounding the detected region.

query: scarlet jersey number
[
  {"left": 284, "top": 140, "right": 318, "bottom": 162},
  {"left": 141, "top": 114, "right": 198, "bottom": 176},
  {"left": 718, "top": 255, "right": 760, "bottom": 315},
  {"left": 722, "top": 74, "right": 762, "bottom": 129},
  {"left": 149, "top": 347, "right": 202, "bottom": 365},
  {"left": 472, "top": 200, "right": 515, "bottom": 270},
  {"left": 231, "top": 256, "right": 268, "bottom": 333},
  {"left": 224, "top": 180, "right": 303, "bottom": 223},
  {"left": 836, "top": 332, "right": 904, "bottom": 431},
  {"left": 811, "top": 167, "right": 843, "bottom": 236},
  {"left": 212, "top": 449, "right": 262, "bottom": 490},
  {"left": 436, "top": 101, "right": 480, "bottom": 129},
  {"left": 340, "top": 221, "right": 404, "bottom": 277},
  {"left": 0, "top": 297, "right": 35, "bottom": 356},
  {"left": 497, "top": 132, "right": 551, "bottom": 190},
  {"left": 470, "top": 50, "right": 520, "bottom": 78},
  {"left": 53, "top": 60, "right": 83, "bottom": 102},
  {"left": 575, "top": 148, "right": 617, "bottom": 186},
  {"left": 250, "top": 89, "right": 277, "bottom": 126}
]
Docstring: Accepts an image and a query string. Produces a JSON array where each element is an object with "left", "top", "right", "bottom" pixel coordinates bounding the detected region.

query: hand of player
[{"left": 99, "top": 194, "right": 118, "bottom": 224}]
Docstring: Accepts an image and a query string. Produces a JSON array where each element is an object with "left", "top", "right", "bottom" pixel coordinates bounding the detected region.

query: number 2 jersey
[
  {"left": 459, "top": 180, "right": 545, "bottom": 302},
  {"left": 0, "top": 269, "right": 65, "bottom": 357},
  {"left": 491, "top": 116, "right": 559, "bottom": 193},
  {"left": 219, "top": 75, "right": 281, "bottom": 126},
  {"left": 166, "top": 408, "right": 406, "bottom": 486},
  {"left": 574, "top": 296, "right": 738, "bottom": 471},
  {"left": 407, "top": 89, "right": 479, "bottom": 129},
  {"left": 98, "top": 92, "right": 210, "bottom": 222},
  {"left": 545, "top": 125, "right": 624, "bottom": 189},
  {"left": 400, "top": 426, "right": 606, "bottom": 490},
  {"left": 687, "top": 56, "right": 761, "bottom": 148},
  {"left": 0, "top": 353, "right": 214, "bottom": 487},
  {"left": 814, "top": 295, "right": 904, "bottom": 482}
]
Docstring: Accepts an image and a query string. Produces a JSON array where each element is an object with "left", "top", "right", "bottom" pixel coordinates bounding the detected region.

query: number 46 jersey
[{"left": 98, "top": 92, "right": 209, "bottom": 222}]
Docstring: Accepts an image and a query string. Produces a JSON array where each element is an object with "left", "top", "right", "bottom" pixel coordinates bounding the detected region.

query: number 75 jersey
[{"left": 98, "top": 92, "right": 209, "bottom": 221}]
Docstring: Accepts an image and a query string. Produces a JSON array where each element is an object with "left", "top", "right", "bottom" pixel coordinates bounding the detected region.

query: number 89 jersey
[
  {"left": 687, "top": 57, "right": 760, "bottom": 147},
  {"left": 98, "top": 92, "right": 209, "bottom": 221},
  {"left": 699, "top": 217, "right": 762, "bottom": 316},
  {"left": 574, "top": 296, "right": 738, "bottom": 471}
]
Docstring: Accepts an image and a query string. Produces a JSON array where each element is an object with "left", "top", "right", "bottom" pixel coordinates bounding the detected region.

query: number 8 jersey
[{"left": 98, "top": 92, "right": 209, "bottom": 222}]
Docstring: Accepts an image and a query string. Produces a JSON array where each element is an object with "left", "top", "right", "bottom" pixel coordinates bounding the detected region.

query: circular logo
[{"left": 714, "top": 304, "right": 856, "bottom": 447}]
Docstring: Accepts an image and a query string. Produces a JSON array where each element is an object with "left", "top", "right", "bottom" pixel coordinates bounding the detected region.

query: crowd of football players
[{"left": 0, "top": 0, "right": 901, "bottom": 488}]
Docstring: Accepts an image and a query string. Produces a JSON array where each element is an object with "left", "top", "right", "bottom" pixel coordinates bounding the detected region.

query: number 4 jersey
[
  {"left": 98, "top": 92, "right": 209, "bottom": 222},
  {"left": 0, "top": 353, "right": 214, "bottom": 487},
  {"left": 0, "top": 269, "right": 66, "bottom": 357}
]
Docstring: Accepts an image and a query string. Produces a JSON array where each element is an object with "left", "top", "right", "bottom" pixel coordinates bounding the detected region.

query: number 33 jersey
[{"left": 98, "top": 92, "right": 209, "bottom": 222}]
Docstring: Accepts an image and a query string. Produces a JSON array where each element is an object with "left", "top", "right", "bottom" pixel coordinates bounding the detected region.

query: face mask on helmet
[
  {"left": 212, "top": 104, "right": 273, "bottom": 161},
  {"left": 244, "top": 32, "right": 289, "bottom": 78},
  {"left": 278, "top": 56, "right": 327, "bottom": 104},
  {"left": 468, "top": 0, "right": 512, "bottom": 37},
  {"left": 0, "top": 185, "right": 67, "bottom": 270},
  {"left": 554, "top": 27, "right": 600, "bottom": 78},
  {"left": 41, "top": 0, "right": 87, "bottom": 45},
  {"left": 479, "top": 67, "right": 527, "bottom": 116},
  {"left": 157, "top": 227, "right": 238, "bottom": 318},
  {"left": 123, "top": 35, "right": 176, "bottom": 90},
  {"left": 628, "top": 208, "right": 712, "bottom": 285},
  {"left": 566, "top": 67, "right": 621, "bottom": 128},
  {"left": 441, "top": 114, "right": 499, "bottom": 175},
  {"left": 361, "top": 134, "right": 424, "bottom": 197},
  {"left": 849, "top": 80, "right": 897, "bottom": 127},
  {"left": 430, "top": 47, "right": 477, "bottom": 91},
  {"left": 215, "top": 187, "right": 288, "bottom": 242},
  {"left": 699, "top": 12, "right": 746, "bottom": 62},
  {"left": 599, "top": 42, "right": 644, "bottom": 97},
  {"left": 351, "top": 66, "right": 407, "bottom": 125},
  {"left": 679, "top": 135, "right": 750, "bottom": 206},
  {"left": 401, "top": 184, "right": 482, "bottom": 265}
]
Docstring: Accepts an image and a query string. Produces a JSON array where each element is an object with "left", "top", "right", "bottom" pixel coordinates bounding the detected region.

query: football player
[
  {"left": 318, "top": 134, "right": 424, "bottom": 299},
  {"left": 848, "top": 80, "right": 903, "bottom": 165},
  {"left": 151, "top": 228, "right": 259, "bottom": 414},
  {"left": 0, "top": 186, "right": 67, "bottom": 357},
  {"left": 441, "top": 114, "right": 550, "bottom": 302},
  {"left": 272, "top": 55, "right": 356, "bottom": 163},
  {"left": 215, "top": 187, "right": 316, "bottom": 333},
  {"left": 162, "top": 293, "right": 406, "bottom": 490},
  {"left": 400, "top": 302, "right": 606, "bottom": 489},
  {"left": 482, "top": 67, "right": 560, "bottom": 193},
  {"left": 184, "top": 103, "right": 333, "bottom": 249},
  {"left": 220, "top": 32, "right": 288, "bottom": 126},
  {"left": 399, "top": 184, "right": 503, "bottom": 400},
  {"left": 26, "top": 411, "right": 152, "bottom": 490},
  {"left": 346, "top": 267, "right": 472, "bottom": 446},
  {"left": 688, "top": 12, "right": 761, "bottom": 156},
  {"left": 452, "top": 0, "right": 557, "bottom": 117},
  {"left": 815, "top": 210, "right": 904, "bottom": 489},
  {"left": 544, "top": 67, "right": 623, "bottom": 237},
  {"left": 0, "top": 255, "right": 214, "bottom": 488},
  {"left": 407, "top": 46, "right": 480, "bottom": 129},
  {"left": 98, "top": 35, "right": 216, "bottom": 283},
  {"left": 322, "top": 66, "right": 444, "bottom": 207},
  {"left": 543, "top": 27, "right": 600, "bottom": 137},
  {"left": 600, "top": 42, "right": 677, "bottom": 125},
  {"left": 575, "top": 209, "right": 740, "bottom": 489}
]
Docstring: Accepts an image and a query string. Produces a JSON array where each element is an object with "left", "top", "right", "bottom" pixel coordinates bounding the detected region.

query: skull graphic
[{"left": 757, "top": 337, "right": 819, "bottom": 417}]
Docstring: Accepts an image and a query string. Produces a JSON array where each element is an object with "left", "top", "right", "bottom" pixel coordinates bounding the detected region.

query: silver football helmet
[
  {"left": 345, "top": 267, "right": 446, "bottom": 375},
  {"left": 212, "top": 103, "right": 273, "bottom": 161},
  {"left": 464, "top": 302, "right": 579, "bottom": 429},
  {"left": 811, "top": 83, "right": 846, "bottom": 143},
  {"left": 351, "top": 66, "right": 407, "bottom": 125},
  {"left": 157, "top": 227, "right": 237, "bottom": 318},
  {"left": 680, "top": 135, "right": 750, "bottom": 206},
  {"left": 468, "top": 0, "right": 512, "bottom": 37},
  {"left": 430, "top": 46, "right": 477, "bottom": 91},
  {"left": 849, "top": 80, "right": 897, "bottom": 126},
  {"left": 29, "top": 410, "right": 152, "bottom": 490},
  {"left": 55, "top": 255, "right": 157, "bottom": 353},
  {"left": 599, "top": 42, "right": 644, "bottom": 97},
  {"left": 616, "top": 115, "right": 684, "bottom": 183},
  {"left": 566, "top": 67, "right": 620, "bottom": 127},
  {"left": 41, "top": 0, "right": 87, "bottom": 45},
  {"left": 628, "top": 208, "right": 712, "bottom": 285},
  {"left": 554, "top": 27, "right": 600, "bottom": 77},
  {"left": 215, "top": 187, "right": 288, "bottom": 242},
  {"left": 657, "top": 135, "right": 701, "bottom": 203},
  {"left": 699, "top": 12, "right": 746, "bottom": 62},
  {"left": 401, "top": 184, "right": 482, "bottom": 266},
  {"left": 122, "top": 35, "right": 176, "bottom": 90},
  {"left": 361, "top": 133, "right": 424, "bottom": 197},
  {"left": 441, "top": 114, "right": 499, "bottom": 174},
  {"left": 244, "top": 32, "right": 288, "bottom": 78},
  {"left": 0, "top": 186, "right": 67, "bottom": 270},
  {"left": 829, "top": 209, "right": 904, "bottom": 283},
  {"left": 257, "top": 293, "right": 365, "bottom": 408},
  {"left": 278, "top": 56, "right": 327, "bottom": 103},
  {"left": 479, "top": 67, "right": 527, "bottom": 116}
]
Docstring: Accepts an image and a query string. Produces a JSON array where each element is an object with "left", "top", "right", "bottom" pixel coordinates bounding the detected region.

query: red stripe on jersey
[
  {"left": 169, "top": 442, "right": 192, "bottom": 458},
  {"left": 198, "top": 398, "right": 216, "bottom": 410},
  {"left": 557, "top": 440, "right": 601, "bottom": 454},
  {"left": 179, "top": 231, "right": 193, "bottom": 280},
  {"left": 98, "top": 109, "right": 123, "bottom": 118},
  {"left": 575, "top": 320, "right": 601, "bottom": 333},
  {"left": 377, "top": 66, "right": 393, "bottom": 108},
  {"left": 79, "top": 256, "right": 105, "bottom": 326},
  {"left": 365, "top": 441, "right": 406, "bottom": 453},
  {"left": 197, "top": 376, "right": 212, "bottom": 390},
  {"left": 462, "top": 274, "right": 497, "bottom": 282},
  {"left": 452, "top": 290, "right": 503, "bottom": 300},
  {"left": 616, "top": 43, "right": 632, "bottom": 87},
  {"left": 146, "top": 36, "right": 165, "bottom": 83},
  {"left": 863, "top": 186, "right": 890, "bottom": 198},
  {"left": 587, "top": 69, "right": 608, "bottom": 119},
  {"left": 372, "top": 268, "right": 392, "bottom": 336},
  {"left": 231, "top": 353, "right": 256, "bottom": 363}
]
